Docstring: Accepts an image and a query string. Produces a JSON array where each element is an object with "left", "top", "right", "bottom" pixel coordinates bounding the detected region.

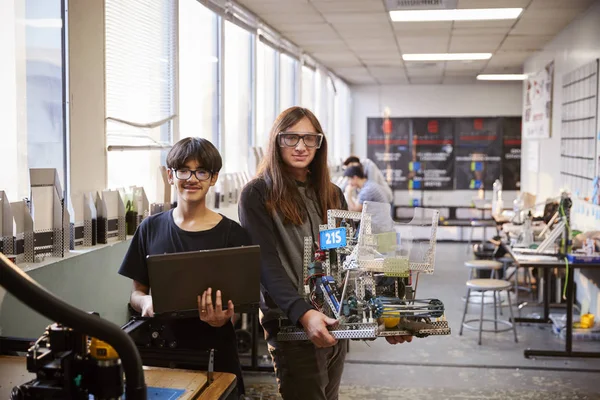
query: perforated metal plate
[
  {"left": 277, "top": 323, "right": 378, "bottom": 341},
  {"left": 377, "top": 321, "right": 451, "bottom": 337}
]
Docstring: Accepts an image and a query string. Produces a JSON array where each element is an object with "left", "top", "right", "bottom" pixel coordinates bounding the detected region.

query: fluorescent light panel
[
  {"left": 390, "top": 8, "right": 523, "bottom": 22},
  {"left": 403, "top": 53, "right": 492, "bottom": 61},
  {"left": 477, "top": 74, "right": 527, "bottom": 81}
]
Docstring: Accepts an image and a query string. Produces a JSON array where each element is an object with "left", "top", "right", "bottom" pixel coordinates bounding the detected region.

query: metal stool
[
  {"left": 465, "top": 260, "right": 503, "bottom": 279},
  {"left": 459, "top": 279, "right": 518, "bottom": 345},
  {"left": 463, "top": 260, "right": 504, "bottom": 313}
]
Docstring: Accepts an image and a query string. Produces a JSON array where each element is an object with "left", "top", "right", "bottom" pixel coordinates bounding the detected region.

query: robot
[{"left": 277, "top": 202, "right": 451, "bottom": 341}]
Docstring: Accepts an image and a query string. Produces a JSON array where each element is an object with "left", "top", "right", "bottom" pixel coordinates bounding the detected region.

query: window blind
[{"left": 105, "top": 0, "right": 176, "bottom": 149}]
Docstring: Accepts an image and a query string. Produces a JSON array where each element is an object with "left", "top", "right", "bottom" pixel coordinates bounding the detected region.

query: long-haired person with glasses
[
  {"left": 118, "top": 137, "right": 250, "bottom": 398},
  {"left": 239, "top": 107, "right": 343, "bottom": 399}
]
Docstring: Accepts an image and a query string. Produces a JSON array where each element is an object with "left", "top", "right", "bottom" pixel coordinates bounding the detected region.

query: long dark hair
[{"left": 257, "top": 106, "right": 341, "bottom": 225}]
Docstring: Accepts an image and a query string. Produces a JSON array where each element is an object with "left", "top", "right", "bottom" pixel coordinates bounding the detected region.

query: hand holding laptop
[{"left": 198, "top": 287, "right": 235, "bottom": 327}]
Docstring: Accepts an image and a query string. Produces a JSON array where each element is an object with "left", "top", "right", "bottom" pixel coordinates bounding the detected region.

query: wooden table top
[{"left": 0, "top": 355, "right": 235, "bottom": 400}]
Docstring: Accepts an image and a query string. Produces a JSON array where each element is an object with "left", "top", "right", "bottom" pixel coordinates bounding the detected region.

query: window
[
  {"left": 301, "top": 66, "right": 315, "bottom": 112},
  {"left": 334, "top": 78, "right": 352, "bottom": 164},
  {"left": 223, "top": 21, "right": 254, "bottom": 173},
  {"left": 326, "top": 77, "right": 336, "bottom": 162},
  {"left": 179, "top": 0, "right": 218, "bottom": 142},
  {"left": 105, "top": 0, "right": 176, "bottom": 203},
  {"left": 279, "top": 53, "right": 298, "bottom": 112},
  {"left": 0, "top": 0, "right": 67, "bottom": 201},
  {"left": 256, "top": 41, "right": 277, "bottom": 150}
]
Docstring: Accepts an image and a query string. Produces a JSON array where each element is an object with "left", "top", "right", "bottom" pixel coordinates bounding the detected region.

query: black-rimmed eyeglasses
[
  {"left": 278, "top": 132, "right": 324, "bottom": 149},
  {"left": 172, "top": 168, "right": 212, "bottom": 181}
]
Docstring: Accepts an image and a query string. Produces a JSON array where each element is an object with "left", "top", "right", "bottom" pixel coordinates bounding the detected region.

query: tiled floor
[{"left": 244, "top": 243, "right": 600, "bottom": 399}]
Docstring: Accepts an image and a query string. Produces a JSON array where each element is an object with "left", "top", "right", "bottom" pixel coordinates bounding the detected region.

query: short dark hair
[
  {"left": 343, "top": 165, "right": 365, "bottom": 179},
  {"left": 166, "top": 137, "right": 222, "bottom": 173},
  {"left": 343, "top": 156, "right": 361, "bottom": 166}
]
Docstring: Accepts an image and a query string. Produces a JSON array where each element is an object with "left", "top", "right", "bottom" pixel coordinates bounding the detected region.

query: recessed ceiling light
[
  {"left": 390, "top": 8, "right": 523, "bottom": 22},
  {"left": 403, "top": 53, "right": 492, "bottom": 61},
  {"left": 477, "top": 74, "right": 527, "bottom": 81}
]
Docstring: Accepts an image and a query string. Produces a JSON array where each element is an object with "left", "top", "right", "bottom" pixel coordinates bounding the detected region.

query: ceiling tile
[
  {"left": 443, "top": 76, "right": 478, "bottom": 84},
  {"left": 449, "top": 35, "right": 505, "bottom": 52},
  {"left": 399, "top": 42, "right": 448, "bottom": 54},
  {"left": 406, "top": 63, "right": 444, "bottom": 77},
  {"left": 453, "top": 19, "right": 516, "bottom": 29},
  {"left": 276, "top": 22, "right": 331, "bottom": 33},
  {"left": 410, "top": 77, "right": 444, "bottom": 84},
  {"left": 482, "top": 65, "right": 523, "bottom": 74},
  {"left": 444, "top": 70, "right": 479, "bottom": 77},
  {"left": 334, "top": 23, "right": 393, "bottom": 36},
  {"left": 458, "top": 0, "right": 530, "bottom": 7},
  {"left": 360, "top": 56, "right": 404, "bottom": 66},
  {"left": 518, "top": 8, "right": 584, "bottom": 20},
  {"left": 369, "top": 66, "right": 406, "bottom": 78},
  {"left": 452, "top": 27, "right": 511, "bottom": 36},
  {"left": 486, "top": 51, "right": 531, "bottom": 67},
  {"left": 322, "top": 13, "right": 390, "bottom": 24},
  {"left": 345, "top": 76, "right": 378, "bottom": 85},
  {"left": 527, "top": 0, "right": 596, "bottom": 10},
  {"left": 393, "top": 21, "right": 453, "bottom": 31},
  {"left": 444, "top": 60, "right": 488, "bottom": 72},
  {"left": 500, "top": 35, "right": 554, "bottom": 51},
  {"left": 510, "top": 16, "right": 572, "bottom": 35},
  {"left": 311, "top": 52, "right": 362, "bottom": 67},
  {"left": 312, "top": 1, "right": 386, "bottom": 13},
  {"left": 375, "top": 76, "right": 409, "bottom": 84}
]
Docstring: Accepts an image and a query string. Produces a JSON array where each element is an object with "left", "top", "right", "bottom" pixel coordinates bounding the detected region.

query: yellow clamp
[{"left": 89, "top": 337, "right": 119, "bottom": 360}]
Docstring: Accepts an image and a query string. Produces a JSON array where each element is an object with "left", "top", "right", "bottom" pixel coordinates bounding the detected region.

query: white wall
[
  {"left": 351, "top": 83, "right": 523, "bottom": 159},
  {"left": 521, "top": 1, "right": 600, "bottom": 319},
  {"left": 521, "top": 1, "right": 600, "bottom": 202}
]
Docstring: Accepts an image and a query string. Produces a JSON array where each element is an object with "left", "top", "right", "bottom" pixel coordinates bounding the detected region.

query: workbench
[
  {"left": 510, "top": 255, "right": 600, "bottom": 359},
  {"left": 0, "top": 356, "right": 237, "bottom": 399}
]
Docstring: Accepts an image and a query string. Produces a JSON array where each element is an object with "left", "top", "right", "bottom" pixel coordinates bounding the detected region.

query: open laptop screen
[{"left": 147, "top": 245, "right": 261, "bottom": 317}]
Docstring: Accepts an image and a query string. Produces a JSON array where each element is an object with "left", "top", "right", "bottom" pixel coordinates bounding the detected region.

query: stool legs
[
  {"left": 479, "top": 291, "right": 485, "bottom": 345},
  {"left": 459, "top": 288, "right": 471, "bottom": 336},
  {"left": 506, "top": 288, "right": 518, "bottom": 343},
  {"left": 493, "top": 290, "right": 498, "bottom": 332}
]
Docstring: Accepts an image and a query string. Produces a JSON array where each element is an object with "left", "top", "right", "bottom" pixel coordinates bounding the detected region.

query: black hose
[{"left": 0, "top": 253, "right": 146, "bottom": 400}]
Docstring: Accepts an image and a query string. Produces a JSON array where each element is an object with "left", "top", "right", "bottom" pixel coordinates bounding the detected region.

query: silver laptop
[{"left": 147, "top": 245, "right": 261, "bottom": 317}]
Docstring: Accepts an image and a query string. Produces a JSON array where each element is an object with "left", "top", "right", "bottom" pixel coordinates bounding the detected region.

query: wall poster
[
  {"left": 366, "top": 117, "right": 411, "bottom": 190},
  {"left": 366, "top": 116, "right": 522, "bottom": 192},
  {"left": 502, "top": 117, "right": 522, "bottom": 191},
  {"left": 454, "top": 118, "right": 503, "bottom": 190},
  {"left": 410, "top": 118, "right": 454, "bottom": 190},
  {"left": 524, "top": 61, "right": 554, "bottom": 139}
]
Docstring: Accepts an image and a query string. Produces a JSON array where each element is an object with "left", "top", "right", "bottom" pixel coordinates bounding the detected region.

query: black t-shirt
[{"left": 118, "top": 210, "right": 251, "bottom": 350}]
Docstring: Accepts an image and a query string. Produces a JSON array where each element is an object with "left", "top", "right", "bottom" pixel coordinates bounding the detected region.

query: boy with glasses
[{"left": 118, "top": 137, "right": 250, "bottom": 397}]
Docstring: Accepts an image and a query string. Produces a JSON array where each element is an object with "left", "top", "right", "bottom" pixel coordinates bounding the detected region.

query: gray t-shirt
[{"left": 358, "top": 180, "right": 389, "bottom": 204}]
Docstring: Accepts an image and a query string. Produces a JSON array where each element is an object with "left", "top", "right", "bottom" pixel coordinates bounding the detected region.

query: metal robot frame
[{"left": 277, "top": 203, "right": 451, "bottom": 341}]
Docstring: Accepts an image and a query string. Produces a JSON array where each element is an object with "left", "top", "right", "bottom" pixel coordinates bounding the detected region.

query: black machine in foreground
[{"left": 0, "top": 253, "right": 147, "bottom": 400}]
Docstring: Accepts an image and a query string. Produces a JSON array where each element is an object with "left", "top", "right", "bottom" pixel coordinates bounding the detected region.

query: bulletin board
[{"left": 560, "top": 59, "right": 599, "bottom": 198}]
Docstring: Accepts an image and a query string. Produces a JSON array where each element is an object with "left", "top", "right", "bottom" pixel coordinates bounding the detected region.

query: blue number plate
[{"left": 319, "top": 228, "right": 347, "bottom": 250}]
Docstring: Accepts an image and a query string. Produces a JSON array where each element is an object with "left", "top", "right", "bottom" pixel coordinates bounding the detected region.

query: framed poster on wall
[
  {"left": 524, "top": 61, "right": 554, "bottom": 139},
  {"left": 366, "top": 117, "right": 411, "bottom": 190},
  {"left": 454, "top": 118, "right": 503, "bottom": 190},
  {"left": 410, "top": 118, "right": 454, "bottom": 190}
]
